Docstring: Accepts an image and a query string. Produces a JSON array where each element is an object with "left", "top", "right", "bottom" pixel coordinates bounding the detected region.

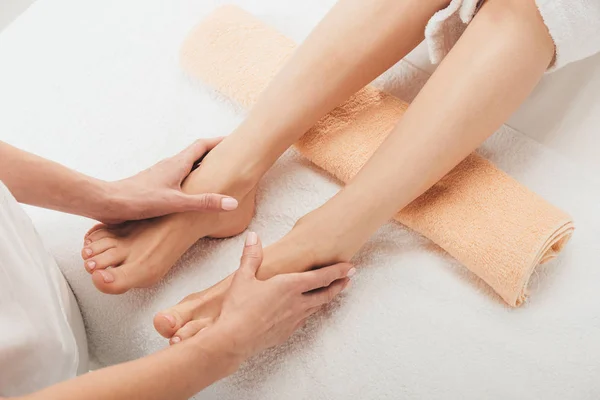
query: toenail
[
  {"left": 87, "top": 261, "right": 96, "bottom": 271},
  {"left": 84, "top": 248, "right": 92, "bottom": 256},
  {"left": 84, "top": 239, "right": 91, "bottom": 245},
  {"left": 347, "top": 268, "right": 357, "bottom": 277},
  {"left": 343, "top": 280, "right": 352, "bottom": 291},
  {"left": 99, "top": 270, "right": 114, "bottom": 283},
  {"left": 171, "top": 336, "right": 181, "bottom": 344},
  {"left": 163, "top": 314, "right": 176, "bottom": 328}
]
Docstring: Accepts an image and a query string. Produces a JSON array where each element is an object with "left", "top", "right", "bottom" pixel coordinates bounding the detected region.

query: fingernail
[
  {"left": 84, "top": 248, "right": 92, "bottom": 257},
  {"left": 171, "top": 336, "right": 181, "bottom": 344},
  {"left": 245, "top": 231, "right": 258, "bottom": 246},
  {"left": 99, "top": 270, "right": 114, "bottom": 283},
  {"left": 221, "top": 197, "right": 239, "bottom": 211},
  {"left": 87, "top": 261, "right": 96, "bottom": 271},
  {"left": 163, "top": 314, "right": 176, "bottom": 328},
  {"left": 84, "top": 239, "right": 92, "bottom": 245},
  {"left": 347, "top": 268, "right": 357, "bottom": 277}
]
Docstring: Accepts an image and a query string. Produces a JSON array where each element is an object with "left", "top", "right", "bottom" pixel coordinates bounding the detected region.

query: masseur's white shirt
[{"left": 0, "top": 181, "right": 88, "bottom": 396}]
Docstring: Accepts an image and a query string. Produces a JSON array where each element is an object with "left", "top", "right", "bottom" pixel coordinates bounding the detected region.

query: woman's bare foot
[
  {"left": 80, "top": 133, "right": 265, "bottom": 293},
  {"left": 153, "top": 276, "right": 232, "bottom": 343},
  {"left": 80, "top": 133, "right": 269, "bottom": 295},
  {"left": 81, "top": 187, "right": 256, "bottom": 294},
  {"left": 153, "top": 217, "right": 347, "bottom": 342}
]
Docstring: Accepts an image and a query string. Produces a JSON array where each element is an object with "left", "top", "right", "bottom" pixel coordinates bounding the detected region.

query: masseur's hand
[
  {"left": 100, "top": 138, "right": 238, "bottom": 224},
  {"left": 214, "top": 232, "right": 354, "bottom": 361}
]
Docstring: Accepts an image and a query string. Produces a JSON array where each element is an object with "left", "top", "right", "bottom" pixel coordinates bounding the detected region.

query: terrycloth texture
[
  {"left": 180, "top": 6, "right": 574, "bottom": 307},
  {"left": 425, "top": 0, "right": 600, "bottom": 71},
  {"left": 535, "top": 0, "right": 600, "bottom": 71},
  {"left": 3, "top": 1, "right": 600, "bottom": 399},
  {"left": 425, "top": 0, "right": 481, "bottom": 64}
]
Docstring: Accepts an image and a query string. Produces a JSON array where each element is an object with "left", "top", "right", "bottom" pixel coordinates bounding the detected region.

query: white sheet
[{"left": 1, "top": 1, "right": 599, "bottom": 398}]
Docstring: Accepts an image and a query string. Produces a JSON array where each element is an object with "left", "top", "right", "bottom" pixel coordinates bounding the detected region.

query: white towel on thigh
[{"left": 425, "top": 0, "right": 600, "bottom": 71}]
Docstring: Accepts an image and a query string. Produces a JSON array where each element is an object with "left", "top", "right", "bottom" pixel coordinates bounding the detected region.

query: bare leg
[
  {"left": 82, "top": 0, "right": 446, "bottom": 294},
  {"left": 157, "top": 0, "right": 555, "bottom": 341}
]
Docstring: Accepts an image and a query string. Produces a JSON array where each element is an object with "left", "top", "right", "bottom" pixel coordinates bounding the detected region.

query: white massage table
[{"left": 1, "top": 1, "right": 599, "bottom": 398}]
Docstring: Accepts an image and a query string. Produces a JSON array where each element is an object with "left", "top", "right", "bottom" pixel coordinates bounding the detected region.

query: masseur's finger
[
  {"left": 304, "top": 278, "right": 350, "bottom": 309},
  {"left": 292, "top": 263, "right": 355, "bottom": 293},
  {"left": 293, "top": 317, "right": 308, "bottom": 332},
  {"left": 238, "top": 232, "right": 263, "bottom": 278},
  {"left": 172, "top": 191, "right": 238, "bottom": 213},
  {"left": 177, "top": 137, "right": 224, "bottom": 172},
  {"left": 169, "top": 138, "right": 238, "bottom": 213}
]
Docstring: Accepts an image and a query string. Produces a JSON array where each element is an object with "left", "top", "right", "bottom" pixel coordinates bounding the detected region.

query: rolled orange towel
[{"left": 180, "top": 5, "right": 574, "bottom": 307}]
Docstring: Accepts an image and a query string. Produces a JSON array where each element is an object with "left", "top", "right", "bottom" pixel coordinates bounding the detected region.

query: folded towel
[
  {"left": 180, "top": 5, "right": 574, "bottom": 306},
  {"left": 426, "top": 0, "right": 600, "bottom": 71}
]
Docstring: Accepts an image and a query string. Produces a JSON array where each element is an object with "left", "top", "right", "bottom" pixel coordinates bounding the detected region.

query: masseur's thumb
[
  {"left": 239, "top": 232, "right": 263, "bottom": 277},
  {"left": 176, "top": 192, "right": 238, "bottom": 213}
]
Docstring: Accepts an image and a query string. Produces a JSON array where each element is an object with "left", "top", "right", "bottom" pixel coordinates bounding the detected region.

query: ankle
[
  {"left": 182, "top": 161, "right": 255, "bottom": 200},
  {"left": 256, "top": 216, "right": 351, "bottom": 281},
  {"left": 291, "top": 215, "right": 353, "bottom": 264},
  {"left": 186, "top": 136, "right": 263, "bottom": 198}
]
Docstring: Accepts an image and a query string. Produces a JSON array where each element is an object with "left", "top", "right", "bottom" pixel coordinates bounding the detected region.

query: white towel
[{"left": 425, "top": 0, "right": 600, "bottom": 71}]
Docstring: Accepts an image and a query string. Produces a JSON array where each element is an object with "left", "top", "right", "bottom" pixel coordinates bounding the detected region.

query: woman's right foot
[
  {"left": 81, "top": 186, "right": 256, "bottom": 294},
  {"left": 80, "top": 131, "right": 267, "bottom": 294}
]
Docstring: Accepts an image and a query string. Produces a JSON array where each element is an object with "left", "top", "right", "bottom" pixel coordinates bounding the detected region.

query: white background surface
[
  {"left": 1, "top": 1, "right": 600, "bottom": 399},
  {"left": 0, "top": 0, "right": 35, "bottom": 32}
]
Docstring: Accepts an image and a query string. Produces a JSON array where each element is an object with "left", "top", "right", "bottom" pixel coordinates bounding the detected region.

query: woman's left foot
[
  {"left": 154, "top": 223, "right": 338, "bottom": 342},
  {"left": 154, "top": 276, "right": 232, "bottom": 343}
]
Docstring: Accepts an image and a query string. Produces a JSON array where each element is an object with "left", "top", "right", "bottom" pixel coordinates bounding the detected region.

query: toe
[
  {"left": 81, "top": 237, "right": 117, "bottom": 260},
  {"left": 153, "top": 313, "right": 179, "bottom": 338},
  {"left": 170, "top": 319, "right": 212, "bottom": 345},
  {"left": 91, "top": 261, "right": 153, "bottom": 295},
  {"left": 84, "top": 224, "right": 108, "bottom": 241},
  {"left": 91, "top": 268, "right": 122, "bottom": 294},
  {"left": 154, "top": 299, "right": 200, "bottom": 338},
  {"left": 84, "top": 247, "right": 127, "bottom": 273},
  {"left": 84, "top": 228, "right": 116, "bottom": 245},
  {"left": 85, "top": 223, "right": 107, "bottom": 237}
]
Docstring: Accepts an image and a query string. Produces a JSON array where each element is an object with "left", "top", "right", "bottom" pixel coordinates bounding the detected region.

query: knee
[
  {"left": 476, "top": 0, "right": 529, "bottom": 24},
  {"left": 478, "top": 0, "right": 547, "bottom": 32},
  {"left": 476, "top": 0, "right": 554, "bottom": 58}
]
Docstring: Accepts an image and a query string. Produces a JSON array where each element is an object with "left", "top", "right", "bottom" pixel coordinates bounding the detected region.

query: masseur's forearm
[
  {"left": 20, "top": 327, "right": 240, "bottom": 400},
  {"left": 0, "top": 141, "right": 113, "bottom": 219}
]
